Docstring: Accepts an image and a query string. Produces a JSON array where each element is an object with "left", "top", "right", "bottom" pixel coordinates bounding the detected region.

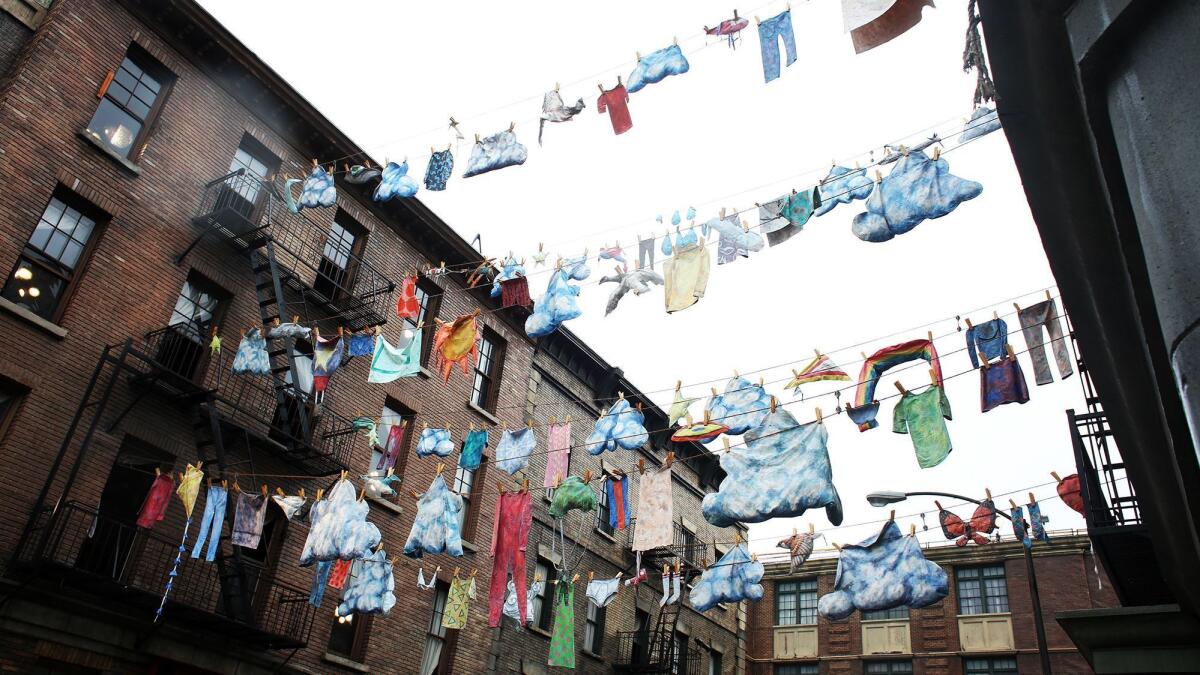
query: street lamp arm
[{"left": 898, "top": 491, "right": 1014, "bottom": 522}]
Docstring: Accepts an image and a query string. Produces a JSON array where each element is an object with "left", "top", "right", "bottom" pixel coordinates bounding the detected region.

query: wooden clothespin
[
  {"left": 933, "top": 146, "right": 941, "bottom": 160},
  {"left": 894, "top": 381, "right": 908, "bottom": 395},
  {"left": 597, "top": 82, "right": 605, "bottom": 94},
  {"left": 734, "top": 531, "right": 742, "bottom": 545},
  {"left": 565, "top": 415, "right": 571, "bottom": 424},
  {"left": 994, "top": 309, "right": 1000, "bottom": 320},
  {"left": 453, "top": 567, "right": 460, "bottom": 578},
  {"left": 1051, "top": 471, "right": 1062, "bottom": 482},
  {"left": 703, "top": 409, "right": 712, "bottom": 424},
  {"left": 721, "top": 437, "right": 731, "bottom": 454},
  {"left": 409, "top": 489, "right": 420, "bottom": 500},
  {"left": 155, "top": 467, "right": 161, "bottom": 477},
  {"left": 662, "top": 564, "right": 669, "bottom": 575},
  {"left": 1009, "top": 498, "right": 1019, "bottom": 509},
  {"left": 341, "top": 469, "right": 349, "bottom": 481},
  {"left": 358, "top": 487, "right": 366, "bottom": 502},
  {"left": 673, "top": 36, "right": 678, "bottom": 46},
  {"left": 808, "top": 522, "right": 815, "bottom": 534},
  {"left": 298, "top": 487, "right": 305, "bottom": 499},
  {"left": 888, "top": 510, "right": 896, "bottom": 522},
  {"left": 664, "top": 452, "right": 674, "bottom": 469},
  {"left": 275, "top": 487, "right": 286, "bottom": 497},
  {"left": 861, "top": 351, "right": 869, "bottom": 361},
  {"left": 927, "top": 330, "right": 934, "bottom": 342},
  {"left": 231, "top": 480, "right": 242, "bottom": 493},
  {"left": 978, "top": 349, "right": 990, "bottom": 368},
  {"left": 965, "top": 317, "right": 974, "bottom": 329},
  {"left": 315, "top": 488, "right": 324, "bottom": 502},
  {"left": 507, "top": 121, "right": 515, "bottom": 133},
  {"left": 751, "top": 552, "right": 758, "bottom": 562},
  {"left": 985, "top": 488, "right": 993, "bottom": 500},
  {"left": 638, "top": 459, "right": 645, "bottom": 475},
  {"left": 636, "top": 50, "right": 642, "bottom": 60},
  {"left": 1028, "top": 492, "right": 1037, "bottom": 505},
  {"left": 711, "top": 387, "right": 718, "bottom": 397},
  {"left": 436, "top": 462, "right": 445, "bottom": 476},
  {"left": 1013, "top": 302, "right": 1022, "bottom": 313},
  {"left": 583, "top": 469, "right": 593, "bottom": 483},
  {"left": 497, "top": 481, "right": 506, "bottom": 495},
  {"left": 874, "top": 169, "right": 883, "bottom": 183},
  {"left": 910, "top": 524, "right": 917, "bottom": 536},
  {"left": 554, "top": 82, "right": 560, "bottom": 92},
  {"left": 928, "top": 368, "right": 939, "bottom": 387},
  {"left": 555, "top": 474, "right": 563, "bottom": 488},
  {"left": 522, "top": 478, "right": 529, "bottom": 493},
  {"left": 934, "top": 500, "right": 944, "bottom": 510},
  {"left": 757, "top": 376, "right": 764, "bottom": 387},
  {"left": 534, "top": 572, "right": 542, "bottom": 582},
  {"left": 769, "top": 396, "right": 778, "bottom": 413},
  {"left": 470, "top": 568, "right": 477, "bottom": 578},
  {"left": 1005, "top": 344, "right": 1016, "bottom": 359},
  {"left": 588, "top": 571, "right": 595, "bottom": 582},
  {"left": 1045, "top": 289, "right": 1053, "bottom": 301},
  {"left": 815, "top": 407, "right": 823, "bottom": 424},
  {"left": 571, "top": 573, "right": 580, "bottom": 584}
]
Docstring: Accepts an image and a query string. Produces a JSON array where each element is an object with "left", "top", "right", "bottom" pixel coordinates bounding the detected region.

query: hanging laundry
[
  {"left": 539, "top": 90, "right": 585, "bottom": 145},
  {"left": 547, "top": 580, "right": 575, "bottom": 667},
  {"left": 488, "top": 491, "right": 533, "bottom": 628},
  {"left": 960, "top": 105, "right": 1001, "bottom": 142},
  {"left": 606, "top": 474, "right": 630, "bottom": 531},
  {"left": 784, "top": 353, "right": 851, "bottom": 399},
  {"left": 705, "top": 11, "right": 750, "bottom": 49},
  {"left": 586, "top": 399, "right": 649, "bottom": 454},
  {"left": 230, "top": 491, "right": 266, "bottom": 549},
  {"left": 980, "top": 355, "right": 1029, "bottom": 413},
  {"left": 368, "top": 328, "right": 422, "bottom": 383},
  {"left": 966, "top": 318, "right": 1008, "bottom": 368},
  {"left": 815, "top": 165, "right": 874, "bottom": 217},
  {"left": 691, "top": 544, "right": 765, "bottom": 613},
  {"left": 376, "top": 422, "right": 407, "bottom": 471},
  {"left": 459, "top": 429, "right": 488, "bottom": 471},
  {"left": 299, "top": 479, "right": 382, "bottom": 565},
  {"left": 705, "top": 377, "right": 772, "bottom": 437},
  {"left": 637, "top": 236, "right": 655, "bottom": 270},
  {"left": 329, "top": 558, "right": 353, "bottom": 590},
  {"left": 938, "top": 498, "right": 997, "bottom": 546},
  {"left": 417, "top": 566, "right": 441, "bottom": 591},
  {"left": 757, "top": 10, "right": 797, "bottom": 83},
  {"left": 543, "top": 421, "right": 571, "bottom": 488},
  {"left": 397, "top": 275, "right": 421, "bottom": 321},
  {"left": 1017, "top": 299, "right": 1073, "bottom": 385},
  {"left": 670, "top": 420, "right": 729, "bottom": 443},
  {"left": 442, "top": 575, "right": 477, "bottom": 629},
  {"left": 818, "top": 520, "right": 947, "bottom": 620},
  {"left": 1010, "top": 505, "right": 1032, "bottom": 549},
  {"left": 347, "top": 332, "right": 375, "bottom": 357},
  {"left": 548, "top": 475, "right": 597, "bottom": 518},
  {"left": 627, "top": 44, "right": 690, "bottom": 93},
  {"left": 137, "top": 472, "right": 176, "bottom": 529},
  {"left": 310, "top": 561, "right": 332, "bottom": 607},
  {"left": 311, "top": 334, "right": 344, "bottom": 400},
  {"left": 232, "top": 328, "right": 270, "bottom": 376},
  {"left": 658, "top": 570, "right": 681, "bottom": 606},
  {"left": 295, "top": 164, "right": 337, "bottom": 211},
  {"left": 416, "top": 427, "right": 455, "bottom": 458},
  {"left": 337, "top": 549, "right": 396, "bottom": 617},
  {"left": 847, "top": 338, "right": 942, "bottom": 431},
  {"left": 852, "top": 149, "right": 983, "bottom": 243},
  {"left": 344, "top": 164, "right": 381, "bottom": 185},
  {"left": 267, "top": 322, "right": 311, "bottom": 340},
  {"left": 373, "top": 160, "right": 419, "bottom": 201},
  {"left": 663, "top": 238, "right": 710, "bottom": 313},
  {"left": 272, "top": 494, "right": 310, "bottom": 521},
  {"left": 363, "top": 471, "right": 400, "bottom": 499},
  {"left": 502, "top": 578, "right": 542, "bottom": 627},
  {"left": 525, "top": 254, "right": 591, "bottom": 338},
  {"left": 495, "top": 427, "right": 536, "bottom": 474},
  {"left": 587, "top": 576, "right": 622, "bottom": 608},
  {"left": 708, "top": 215, "right": 764, "bottom": 265},
  {"left": 632, "top": 465, "right": 672, "bottom": 551},
  {"left": 893, "top": 385, "right": 954, "bottom": 469},
  {"left": 433, "top": 313, "right": 479, "bottom": 382},
  {"left": 1028, "top": 501, "right": 1050, "bottom": 543},
  {"left": 463, "top": 129, "right": 528, "bottom": 178},
  {"left": 155, "top": 463, "right": 203, "bottom": 623},
  {"left": 757, "top": 196, "right": 800, "bottom": 247},
  {"left": 500, "top": 276, "right": 531, "bottom": 308},
  {"left": 843, "top": 0, "right": 934, "bottom": 54},
  {"left": 597, "top": 244, "right": 627, "bottom": 267},
  {"left": 404, "top": 474, "right": 465, "bottom": 558},
  {"left": 352, "top": 416, "right": 380, "bottom": 448},
  {"left": 703, "top": 408, "right": 843, "bottom": 527},
  {"left": 597, "top": 83, "right": 633, "bottom": 135},
  {"left": 425, "top": 149, "right": 454, "bottom": 191},
  {"left": 667, "top": 389, "right": 697, "bottom": 427},
  {"left": 777, "top": 531, "right": 818, "bottom": 574},
  {"left": 209, "top": 332, "right": 221, "bottom": 355},
  {"left": 1055, "top": 473, "right": 1085, "bottom": 516}
]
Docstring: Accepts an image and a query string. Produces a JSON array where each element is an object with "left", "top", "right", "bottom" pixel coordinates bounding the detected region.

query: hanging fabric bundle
[
  {"left": 154, "top": 462, "right": 203, "bottom": 622},
  {"left": 691, "top": 545, "right": 764, "bottom": 612},
  {"left": 373, "top": 160, "right": 419, "bottom": 201},
  {"left": 585, "top": 398, "right": 649, "bottom": 454},
  {"left": 396, "top": 275, "right": 421, "bottom": 321},
  {"left": 962, "top": 0, "right": 996, "bottom": 106},
  {"left": 525, "top": 255, "right": 591, "bottom": 338},
  {"left": 336, "top": 550, "right": 397, "bottom": 617},
  {"left": 299, "top": 478, "right": 382, "bottom": 565},
  {"left": 626, "top": 44, "right": 690, "bottom": 94},
  {"left": 433, "top": 313, "right": 479, "bottom": 383},
  {"left": 851, "top": 150, "right": 983, "bottom": 243},
  {"left": 289, "top": 163, "right": 337, "bottom": 212},
  {"left": 463, "top": 128, "right": 528, "bottom": 178},
  {"left": 487, "top": 490, "right": 532, "bottom": 628},
  {"left": 425, "top": 147, "right": 454, "bottom": 191},
  {"left": 817, "top": 520, "right": 948, "bottom": 620},
  {"left": 403, "top": 474, "right": 465, "bottom": 558},
  {"left": 311, "top": 332, "right": 344, "bottom": 403},
  {"left": 368, "top": 328, "right": 422, "bottom": 383},
  {"left": 231, "top": 327, "right": 270, "bottom": 376}
]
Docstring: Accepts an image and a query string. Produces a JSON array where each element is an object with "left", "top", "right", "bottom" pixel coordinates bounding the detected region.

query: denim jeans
[
  {"left": 758, "top": 10, "right": 796, "bottom": 83},
  {"left": 1018, "top": 300, "right": 1073, "bottom": 385},
  {"left": 191, "top": 485, "right": 227, "bottom": 561}
]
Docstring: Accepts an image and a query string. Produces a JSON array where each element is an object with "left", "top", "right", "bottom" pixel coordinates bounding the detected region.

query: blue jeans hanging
[
  {"left": 190, "top": 485, "right": 227, "bottom": 562},
  {"left": 758, "top": 10, "right": 796, "bottom": 83}
]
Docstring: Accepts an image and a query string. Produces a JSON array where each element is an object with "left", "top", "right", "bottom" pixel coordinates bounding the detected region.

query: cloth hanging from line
[
  {"left": 500, "top": 276, "right": 531, "bottom": 308},
  {"left": 704, "top": 376, "right": 772, "bottom": 437},
  {"left": 632, "top": 466, "right": 673, "bottom": 551},
  {"left": 397, "top": 275, "right": 420, "bottom": 320},
  {"left": 1010, "top": 504, "right": 1032, "bottom": 549},
  {"left": 626, "top": 44, "right": 690, "bottom": 93},
  {"left": 663, "top": 240, "right": 710, "bottom": 313},
  {"left": 155, "top": 463, "right": 203, "bottom": 623},
  {"left": 784, "top": 353, "right": 851, "bottom": 399},
  {"left": 547, "top": 581, "right": 576, "bottom": 668},
  {"left": 376, "top": 422, "right": 407, "bottom": 471},
  {"left": 598, "top": 267, "right": 663, "bottom": 316},
  {"left": 1056, "top": 474, "right": 1085, "bottom": 516},
  {"left": 847, "top": 337, "right": 942, "bottom": 431},
  {"left": 309, "top": 560, "right": 332, "bottom": 607},
  {"left": 892, "top": 385, "right": 954, "bottom": 469},
  {"left": 585, "top": 398, "right": 649, "bottom": 454},
  {"left": 526, "top": 255, "right": 591, "bottom": 338},
  {"left": 373, "top": 160, "right": 419, "bottom": 201},
  {"left": 960, "top": 105, "right": 1001, "bottom": 142},
  {"left": 605, "top": 474, "right": 630, "bottom": 531},
  {"left": 368, "top": 328, "right": 421, "bottom": 383},
  {"left": 597, "top": 83, "right": 633, "bottom": 135},
  {"left": 708, "top": 215, "right": 764, "bottom": 264},
  {"left": 1028, "top": 501, "right": 1050, "bottom": 543},
  {"left": 539, "top": 90, "right": 585, "bottom": 145},
  {"left": 543, "top": 422, "right": 571, "bottom": 488},
  {"left": 232, "top": 328, "right": 270, "bottom": 375},
  {"left": 272, "top": 494, "right": 309, "bottom": 521},
  {"left": 671, "top": 420, "right": 728, "bottom": 443},
  {"left": 425, "top": 149, "right": 454, "bottom": 191},
  {"left": 488, "top": 491, "right": 533, "bottom": 628},
  {"left": 758, "top": 10, "right": 797, "bottom": 83},
  {"left": 966, "top": 318, "right": 1008, "bottom": 368},
  {"left": 777, "top": 531, "right": 817, "bottom": 573},
  {"left": 691, "top": 544, "right": 764, "bottom": 613},
  {"left": 442, "top": 576, "right": 476, "bottom": 629},
  {"left": 296, "top": 165, "right": 337, "bottom": 210},
  {"left": 817, "top": 520, "right": 948, "bottom": 620},
  {"left": 815, "top": 165, "right": 874, "bottom": 217},
  {"left": 667, "top": 389, "right": 696, "bottom": 427},
  {"left": 403, "top": 475, "right": 465, "bottom": 559},
  {"left": 416, "top": 427, "right": 455, "bottom": 458},
  {"left": 938, "top": 499, "right": 997, "bottom": 546},
  {"left": 136, "top": 473, "right": 175, "bottom": 529},
  {"left": 347, "top": 332, "right": 375, "bottom": 357},
  {"left": 299, "top": 479, "right": 381, "bottom": 565},
  {"left": 843, "top": 0, "right": 934, "bottom": 54},
  {"left": 980, "top": 355, "right": 1029, "bottom": 413},
  {"left": 549, "top": 475, "right": 597, "bottom": 518},
  {"left": 329, "top": 558, "right": 353, "bottom": 590},
  {"left": 1017, "top": 299, "right": 1073, "bottom": 386},
  {"left": 311, "top": 335, "right": 344, "bottom": 395},
  {"left": 495, "top": 427, "right": 537, "bottom": 474},
  {"left": 463, "top": 129, "right": 528, "bottom": 178},
  {"left": 344, "top": 164, "right": 381, "bottom": 185},
  {"left": 191, "top": 484, "right": 227, "bottom": 561},
  {"left": 502, "top": 579, "right": 542, "bottom": 627},
  {"left": 459, "top": 429, "right": 488, "bottom": 471},
  {"left": 638, "top": 236, "right": 655, "bottom": 270},
  {"left": 586, "top": 577, "right": 621, "bottom": 608},
  {"left": 852, "top": 149, "right": 983, "bottom": 243},
  {"left": 337, "top": 550, "right": 396, "bottom": 617},
  {"left": 433, "top": 314, "right": 479, "bottom": 382}
]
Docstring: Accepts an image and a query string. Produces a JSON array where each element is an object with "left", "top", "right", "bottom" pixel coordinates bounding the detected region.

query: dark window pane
[
  {"left": 2, "top": 258, "right": 67, "bottom": 319},
  {"left": 85, "top": 98, "right": 143, "bottom": 158}
]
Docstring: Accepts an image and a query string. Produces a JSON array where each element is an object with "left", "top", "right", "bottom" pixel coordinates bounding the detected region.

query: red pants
[
  {"left": 136, "top": 474, "right": 175, "bottom": 529},
  {"left": 488, "top": 491, "right": 532, "bottom": 627}
]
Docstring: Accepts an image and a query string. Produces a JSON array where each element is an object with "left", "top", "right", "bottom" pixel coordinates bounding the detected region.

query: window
[
  {"left": 957, "top": 565, "right": 1009, "bottom": 615},
  {"left": 327, "top": 561, "right": 369, "bottom": 661},
  {"left": 708, "top": 650, "right": 723, "bottom": 675},
  {"left": 157, "top": 272, "right": 227, "bottom": 380},
  {"left": 470, "top": 328, "right": 505, "bottom": 411},
  {"left": 596, "top": 481, "right": 614, "bottom": 536},
  {"left": 403, "top": 277, "right": 442, "bottom": 365},
  {"left": 632, "top": 609, "right": 651, "bottom": 665},
  {"left": 584, "top": 598, "right": 606, "bottom": 654},
  {"left": 863, "top": 606, "right": 910, "bottom": 620},
  {"left": 84, "top": 44, "right": 173, "bottom": 159},
  {"left": 864, "top": 661, "right": 913, "bottom": 675},
  {"left": 315, "top": 215, "right": 365, "bottom": 300},
  {"left": 680, "top": 524, "right": 698, "bottom": 563},
  {"left": 3, "top": 189, "right": 106, "bottom": 322},
  {"left": 672, "top": 632, "right": 688, "bottom": 675},
  {"left": 228, "top": 141, "right": 273, "bottom": 202},
  {"left": 531, "top": 559, "right": 557, "bottom": 631},
  {"left": 0, "top": 378, "right": 26, "bottom": 443},
  {"left": 776, "top": 665, "right": 818, "bottom": 675},
  {"left": 419, "top": 583, "right": 450, "bottom": 675},
  {"left": 964, "top": 657, "right": 1018, "bottom": 675},
  {"left": 452, "top": 463, "right": 476, "bottom": 533},
  {"left": 371, "top": 400, "right": 416, "bottom": 476},
  {"left": 776, "top": 579, "right": 817, "bottom": 626}
]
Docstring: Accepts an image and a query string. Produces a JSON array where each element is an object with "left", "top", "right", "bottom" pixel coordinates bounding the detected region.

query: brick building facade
[
  {"left": 745, "top": 534, "right": 1117, "bottom": 675},
  {"left": 0, "top": 1, "right": 742, "bottom": 673}
]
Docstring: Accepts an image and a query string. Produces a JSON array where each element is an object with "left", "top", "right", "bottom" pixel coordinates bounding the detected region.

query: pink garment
[
  {"left": 543, "top": 422, "right": 572, "bottom": 488},
  {"left": 488, "top": 491, "right": 532, "bottom": 627},
  {"left": 632, "top": 466, "right": 673, "bottom": 551},
  {"left": 597, "top": 84, "right": 632, "bottom": 135},
  {"left": 136, "top": 474, "right": 175, "bottom": 529},
  {"left": 328, "top": 559, "right": 353, "bottom": 589}
]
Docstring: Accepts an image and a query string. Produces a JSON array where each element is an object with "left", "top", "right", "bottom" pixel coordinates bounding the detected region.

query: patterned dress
[
  {"left": 442, "top": 577, "right": 476, "bottom": 630},
  {"left": 548, "top": 582, "right": 575, "bottom": 668}
]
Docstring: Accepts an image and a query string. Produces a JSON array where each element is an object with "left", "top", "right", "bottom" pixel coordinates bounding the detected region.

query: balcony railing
[
  {"left": 625, "top": 519, "right": 714, "bottom": 570},
  {"left": 612, "top": 632, "right": 702, "bottom": 674},
  {"left": 15, "top": 501, "right": 314, "bottom": 649}
]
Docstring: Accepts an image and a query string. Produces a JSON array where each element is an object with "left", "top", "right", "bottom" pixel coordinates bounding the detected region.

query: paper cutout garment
[
  {"left": 847, "top": 338, "right": 942, "bottom": 431},
  {"left": 548, "top": 475, "right": 597, "bottom": 518},
  {"left": 706, "top": 12, "right": 750, "bottom": 48},
  {"left": 690, "top": 544, "right": 765, "bottom": 613},
  {"left": 960, "top": 105, "right": 1001, "bottom": 142},
  {"left": 705, "top": 377, "right": 772, "bottom": 438},
  {"left": 267, "top": 322, "right": 311, "bottom": 340},
  {"left": 312, "top": 335, "right": 344, "bottom": 394},
  {"left": 606, "top": 475, "right": 630, "bottom": 531},
  {"left": 843, "top": 0, "right": 934, "bottom": 54},
  {"left": 416, "top": 427, "right": 455, "bottom": 458},
  {"left": 586, "top": 399, "right": 649, "bottom": 454},
  {"left": 368, "top": 328, "right": 421, "bottom": 383},
  {"left": 231, "top": 492, "right": 267, "bottom": 548},
  {"left": 538, "top": 90, "right": 585, "bottom": 145},
  {"left": 425, "top": 149, "right": 454, "bottom": 191},
  {"left": 373, "top": 161, "right": 419, "bottom": 201},
  {"left": 892, "top": 385, "right": 954, "bottom": 469},
  {"left": 299, "top": 479, "right": 381, "bottom": 565},
  {"left": 403, "top": 475, "right": 465, "bottom": 558},
  {"left": 433, "top": 314, "right": 478, "bottom": 382},
  {"left": 667, "top": 390, "right": 697, "bottom": 427},
  {"left": 155, "top": 463, "right": 203, "bottom": 622},
  {"left": 232, "top": 328, "right": 270, "bottom": 375},
  {"left": 627, "top": 44, "right": 690, "bottom": 93},
  {"left": 598, "top": 268, "right": 663, "bottom": 316},
  {"left": 297, "top": 165, "right": 337, "bottom": 210},
  {"left": 337, "top": 550, "right": 396, "bottom": 617},
  {"left": 459, "top": 429, "right": 488, "bottom": 470},
  {"left": 815, "top": 165, "right": 875, "bottom": 217},
  {"left": 852, "top": 150, "right": 983, "bottom": 243},
  {"left": 778, "top": 532, "right": 817, "bottom": 573},
  {"left": 1057, "top": 474, "right": 1085, "bottom": 516},
  {"left": 708, "top": 216, "right": 764, "bottom": 264},
  {"left": 703, "top": 409, "right": 843, "bottom": 527},
  {"left": 495, "top": 427, "right": 536, "bottom": 474},
  {"left": 272, "top": 495, "right": 310, "bottom": 521},
  {"left": 632, "top": 466, "right": 673, "bottom": 551},
  {"left": 525, "top": 255, "right": 591, "bottom": 338},
  {"left": 784, "top": 353, "right": 851, "bottom": 399},
  {"left": 547, "top": 581, "right": 575, "bottom": 667},
  {"left": 397, "top": 275, "right": 420, "bottom": 320},
  {"left": 817, "top": 520, "right": 948, "bottom": 620},
  {"left": 938, "top": 499, "right": 997, "bottom": 546},
  {"left": 463, "top": 130, "right": 528, "bottom": 178},
  {"left": 543, "top": 422, "right": 571, "bottom": 488}
]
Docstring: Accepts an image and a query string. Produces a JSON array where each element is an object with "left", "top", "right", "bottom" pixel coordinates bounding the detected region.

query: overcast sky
[{"left": 199, "top": 0, "right": 1089, "bottom": 557}]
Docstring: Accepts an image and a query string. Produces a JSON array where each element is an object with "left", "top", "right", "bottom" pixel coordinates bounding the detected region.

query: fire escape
[{"left": 9, "top": 169, "right": 393, "bottom": 650}]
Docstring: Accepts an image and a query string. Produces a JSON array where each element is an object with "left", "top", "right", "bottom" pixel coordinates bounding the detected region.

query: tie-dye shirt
[{"left": 892, "top": 386, "right": 953, "bottom": 469}]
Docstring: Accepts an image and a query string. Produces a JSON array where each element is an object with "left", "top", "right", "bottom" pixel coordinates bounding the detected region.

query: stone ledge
[{"left": 0, "top": 297, "right": 69, "bottom": 339}]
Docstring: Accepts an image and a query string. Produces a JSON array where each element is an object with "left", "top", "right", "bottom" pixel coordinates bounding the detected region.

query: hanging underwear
[{"left": 586, "top": 577, "right": 621, "bottom": 608}]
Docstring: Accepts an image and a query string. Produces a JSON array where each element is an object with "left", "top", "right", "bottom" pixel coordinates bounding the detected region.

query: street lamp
[{"left": 865, "top": 490, "right": 1053, "bottom": 675}]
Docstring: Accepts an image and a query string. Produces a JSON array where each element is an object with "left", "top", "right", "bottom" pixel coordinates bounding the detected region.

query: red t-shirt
[{"left": 597, "top": 84, "right": 632, "bottom": 135}]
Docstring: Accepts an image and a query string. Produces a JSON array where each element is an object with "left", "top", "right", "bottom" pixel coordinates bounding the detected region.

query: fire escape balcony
[
  {"left": 612, "top": 629, "right": 702, "bottom": 674},
  {"left": 624, "top": 519, "right": 714, "bottom": 572}
]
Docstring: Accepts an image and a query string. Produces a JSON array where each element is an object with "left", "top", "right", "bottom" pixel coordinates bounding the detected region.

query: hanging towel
[
  {"left": 368, "top": 328, "right": 422, "bottom": 383},
  {"left": 632, "top": 466, "right": 673, "bottom": 551},
  {"left": 543, "top": 422, "right": 571, "bottom": 488}
]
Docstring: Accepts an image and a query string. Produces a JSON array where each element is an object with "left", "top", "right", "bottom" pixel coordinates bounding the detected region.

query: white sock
[{"left": 669, "top": 571, "right": 682, "bottom": 603}]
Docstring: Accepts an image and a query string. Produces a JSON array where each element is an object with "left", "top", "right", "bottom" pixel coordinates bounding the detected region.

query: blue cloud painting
[
  {"left": 403, "top": 475, "right": 464, "bottom": 559},
  {"left": 586, "top": 398, "right": 649, "bottom": 454},
  {"left": 463, "top": 129, "right": 528, "bottom": 178},
  {"left": 299, "top": 479, "right": 381, "bottom": 565},
  {"left": 416, "top": 427, "right": 455, "bottom": 458},
  {"left": 627, "top": 44, "right": 690, "bottom": 94},
  {"left": 851, "top": 151, "right": 983, "bottom": 243},
  {"left": 299, "top": 165, "right": 337, "bottom": 209},
  {"left": 702, "top": 409, "right": 843, "bottom": 527},
  {"left": 373, "top": 161, "right": 419, "bottom": 201},
  {"left": 690, "top": 544, "right": 764, "bottom": 613},
  {"left": 959, "top": 106, "right": 1001, "bottom": 143},
  {"left": 817, "top": 521, "right": 948, "bottom": 621},
  {"left": 704, "top": 377, "right": 772, "bottom": 438},
  {"left": 337, "top": 549, "right": 396, "bottom": 617},
  {"left": 815, "top": 165, "right": 874, "bottom": 217},
  {"left": 490, "top": 258, "right": 526, "bottom": 298},
  {"left": 525, "top": 255, "right": 591, "bottom": 338},
  {"left": 707, "top": 216, "right": 764, "bottom": 264}
]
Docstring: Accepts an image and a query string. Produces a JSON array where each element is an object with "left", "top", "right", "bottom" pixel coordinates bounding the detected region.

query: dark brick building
[
  {"left": 744, "top": 533, "right": 1116, "bottom": 675},
  {"left": 0, "top": 1, "right": 741, "bottom": 673}
]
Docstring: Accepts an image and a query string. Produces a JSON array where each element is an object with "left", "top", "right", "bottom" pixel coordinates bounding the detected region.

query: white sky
[{"left": 199, "top": 0, "right": 1089, "bottom": 557}]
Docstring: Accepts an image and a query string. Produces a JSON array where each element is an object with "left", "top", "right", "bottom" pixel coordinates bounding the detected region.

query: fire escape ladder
[
  {"left": 648, "top": 602, "right": 682, "bottom": 673},
  {"left": 252, "top": 239, "right": 311, "bottom": 446}
]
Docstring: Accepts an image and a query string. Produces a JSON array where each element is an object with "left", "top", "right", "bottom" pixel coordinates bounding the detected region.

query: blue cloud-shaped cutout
[
  {"left": 851, "top": 151, "right": 983, "bottom": 243},
  {"left": 416, "top": 427, "right": 454, "bottom": 458},
  {"left": 299, "top": 165, "right": 337, "bottom": 209},
  {"left": 496, "top": 427, "right": 537, "bottom": 474},
  {"left": 705, "top": 377, "right": 772, "bottom": 438},
  {"left": 463, "top": 130, "right": 528, "bottom": 178},
  {"left": 690, "top": 545, "right": 764, "bottom": 613},
  {"left": 525, "top": 255, "right": 591, "bottom": 338},
  {"left": 702, "top": 409, "right": 842, "bottom": 527},
  {"left": 959, "top": 106, "right": 1001, "bottom": 143},
  {"left": 815, "top": 165, "right": 874, "bottom": 217},
  {"left": 373, "top": 161, "right": 419, "bottom": 202},
  {"left": 817, "top": 521, "right": 948, "bottom": 621},
  {"left": 299, "top": 479, "right": 381, "bottom": 565},
  {"left": 403, "top": 475, "right": 464, "bottom": 558},
  {"left": 586, "top": 398, "right": 649, "bottom": 454},
  {"left": 337, "top": 548, "right": 396, "bottom": 616},
  {"left": 490, "top": 258, "right": 526, "bottom": 298},
  {"left": 707, "top": 216, "right": 764, "bottom": 264},
  {"left": 627, "top": 44, "right": 690, "bottom": 94}
]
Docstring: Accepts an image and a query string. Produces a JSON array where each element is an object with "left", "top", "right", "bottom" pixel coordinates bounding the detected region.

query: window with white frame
[
  {"left": 776, "top": 579, "right": 818, "bottom": 625},
  {"left": 419, "top": 583, "right": 449, "bottom": 675},
  {"left": 956, "top": 565, "right": 1009, "bottom": 615}
]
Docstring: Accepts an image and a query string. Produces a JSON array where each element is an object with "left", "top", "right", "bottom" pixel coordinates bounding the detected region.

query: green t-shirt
[{"left": 892, "top": 385, "right": 953, "bottom": 469}]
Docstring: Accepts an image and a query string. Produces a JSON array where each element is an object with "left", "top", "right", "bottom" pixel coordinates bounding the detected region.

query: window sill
[
  {"left": 594, "top": 527, "right": 617, "bottom": 543},
  {"left": 582, "top": 649, "right": 605, "bottom": 662},
  {"left": 528, "top": 625, "right": 553, "bottom": 640},
  {"left": 461, "top": 539, "right": 479, "bottom": 554},
  {"left": 367, "top": 495, "right": 402, "bottom": 516},
  {"left": 417, "top": 365, "right": 434, "bottom": 380},
  {"left": 322, "top": 653, "right": 369, "bottom": 673},
  {"left": 78, "top": 129, "right": 143, "bottom": 175},
  {"left": 0, "top": 297, "right": 69, "bottom": 339},
  {"left": 465, "top": 401, "right": 501, "bottom": 425}
]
